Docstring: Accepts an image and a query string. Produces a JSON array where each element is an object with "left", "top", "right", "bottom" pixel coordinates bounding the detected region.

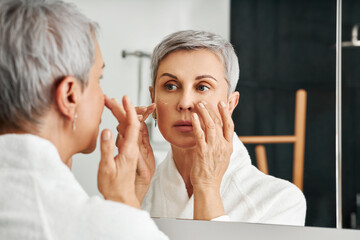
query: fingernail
[
  {"left": 220, "top": 101, "right": 226, "bottom": 107},
  {"left": 199, "top": 102, "right": 205, "bottom": 108},
  {"left": 192, "top": 113, "right": 198, "bottom": 119},
  {"left": 103, "top": 131, "right": 111, "bottom": 141}
]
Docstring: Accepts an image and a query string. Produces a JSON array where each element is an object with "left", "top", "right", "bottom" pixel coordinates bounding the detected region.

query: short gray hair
[
  {"left": 0, "top": 0, "right": 99, "bottom": 132},
  {"left": 151, "top": 30, "right": 240, "bottom": 94}
]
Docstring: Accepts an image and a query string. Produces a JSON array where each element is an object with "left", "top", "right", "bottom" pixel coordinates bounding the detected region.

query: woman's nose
[{"left": 177, "top": 93, "right": 195, "bottom": 111}]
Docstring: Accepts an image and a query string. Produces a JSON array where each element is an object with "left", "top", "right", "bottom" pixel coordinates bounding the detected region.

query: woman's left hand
[
  {"left": 134, "top": 104, "right": 156, "bottom": 204},
  {"left": 190, "top": 100, "right": 234, "bottom": 220},
  {"left": 115, "top": 104, "right": 156, "bottom": 205}
]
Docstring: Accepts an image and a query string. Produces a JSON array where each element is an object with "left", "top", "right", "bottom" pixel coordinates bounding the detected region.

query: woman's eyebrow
[
  {"left": 159, "top": 73, "right": 177, "bottom": 79},
  {"left": 196, "top": 75, "right": 217, "bottom": 81}
]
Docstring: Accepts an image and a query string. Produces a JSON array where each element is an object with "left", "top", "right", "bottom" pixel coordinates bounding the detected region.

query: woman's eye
[
  {"left": 197, "top": 85, "right": 210, "bottom": 91},
  {"left": 165, "top": 83, "right": 177, "bottom": 91}
]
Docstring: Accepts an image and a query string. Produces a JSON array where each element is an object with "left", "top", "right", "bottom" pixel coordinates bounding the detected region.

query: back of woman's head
[
  {"left": 151, "top": 30, "right": 240, "bottom": 95},
  {"left": 0, "top": 0, "right": 98, "bottom": 132}
]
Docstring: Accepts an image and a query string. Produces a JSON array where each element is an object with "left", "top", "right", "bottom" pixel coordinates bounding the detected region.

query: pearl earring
[{"left": 72, "top": 114, "right": 78, "bottom": 131}]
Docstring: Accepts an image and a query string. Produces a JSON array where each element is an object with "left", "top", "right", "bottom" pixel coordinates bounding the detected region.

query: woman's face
[
  {"left": 151, "top": 49, "right": 238, "bottom": 149},
  {"left": 76, "top": 39, "right": 105, "bottom": 153}
]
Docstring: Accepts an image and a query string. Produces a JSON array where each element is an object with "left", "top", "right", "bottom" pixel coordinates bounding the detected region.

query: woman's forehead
[{"left": 157, "top": 49, "right": 225, "bottom": 77}]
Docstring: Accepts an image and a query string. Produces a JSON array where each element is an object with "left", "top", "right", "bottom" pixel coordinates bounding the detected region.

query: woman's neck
[
  {"left": 36, "top": 110, "right": 76, "bottom": 169},
  {"left": 171, "top": 145, "right": 196, "bottom": 198}
]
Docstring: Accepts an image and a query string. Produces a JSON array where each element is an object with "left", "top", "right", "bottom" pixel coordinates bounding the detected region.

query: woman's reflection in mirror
[{"left": 117, "top": 30, "right": 306, "bottom": 226}]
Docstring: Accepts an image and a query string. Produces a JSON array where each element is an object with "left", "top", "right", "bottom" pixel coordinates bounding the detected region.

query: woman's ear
[
  {"left": 228, "top": 91, "right": 240, "bottom": 115},
  {"left": 55, "top": 76, "right": 80, "bottom": 120},
  {"left": 149, "top": 86, "right": 154, "bottom": 103}
]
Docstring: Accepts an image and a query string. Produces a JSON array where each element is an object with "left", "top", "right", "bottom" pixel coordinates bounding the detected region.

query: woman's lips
[{"left": 173, "top": 120, "right": 193, "bottom": 133}]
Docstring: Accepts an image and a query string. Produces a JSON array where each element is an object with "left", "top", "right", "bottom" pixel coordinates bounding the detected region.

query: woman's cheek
[
  {"left": 155, "top": 100, "right": 170, "bottom": 126},
  {"left": 155, "top": 94, "right": 171, "bottom": 114},
  {"left": 203, "top": 100, "right": 221, "bottom": 115}
]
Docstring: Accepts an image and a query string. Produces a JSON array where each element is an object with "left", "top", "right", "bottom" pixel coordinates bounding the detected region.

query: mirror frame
[{"left": 335, "top": 0, "right": 343, "bottom": 229}]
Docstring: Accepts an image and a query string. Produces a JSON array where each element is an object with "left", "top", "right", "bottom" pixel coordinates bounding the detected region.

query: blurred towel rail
[{"left": 121, "top": 50, "right": 151, "bottom": 105}]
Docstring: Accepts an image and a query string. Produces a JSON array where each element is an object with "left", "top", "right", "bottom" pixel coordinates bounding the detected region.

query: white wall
[{"left": 70, "top": 0, "right": 230, "bottom": 197}]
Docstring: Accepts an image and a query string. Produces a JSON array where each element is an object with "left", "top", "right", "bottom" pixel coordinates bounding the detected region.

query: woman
[
  {"left": 132, "top": 30, "right": 306, "bottom": 225},
  {"left": 0, "top": 0, "right": 167, "bottom": 239}
]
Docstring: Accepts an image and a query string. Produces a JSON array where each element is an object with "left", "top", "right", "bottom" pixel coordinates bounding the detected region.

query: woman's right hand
[
  {"left": 116, "top": 104, "right": 157, "bottom": 205},
  {"left": 98, "top": 95, "right": 141, "bottom": 209}
]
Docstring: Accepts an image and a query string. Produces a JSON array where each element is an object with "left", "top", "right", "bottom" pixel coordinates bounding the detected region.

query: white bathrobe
[
  {"left": 0, "top": 134, "right": 168, "bottom": 240},
  {"left": 142, "top": 133, "right": 306, "bottom": 226}
]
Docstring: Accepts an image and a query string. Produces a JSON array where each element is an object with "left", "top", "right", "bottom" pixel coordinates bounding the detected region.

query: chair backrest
[{"left": 238, "top": 89, "right": 307, "bottom": 191}]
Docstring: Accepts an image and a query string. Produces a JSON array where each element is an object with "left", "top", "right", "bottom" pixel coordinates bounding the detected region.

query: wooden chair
[{"left": 239, "top": 89, "right": 307, "bottom": 191}]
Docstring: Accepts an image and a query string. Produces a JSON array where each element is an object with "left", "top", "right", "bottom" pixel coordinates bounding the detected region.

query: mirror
[
  {"left": 69, "top": 0, "right": 360, "bottom": 230},
  {"left": 340, "top": 0, "right": 360, "bottom": 230}
]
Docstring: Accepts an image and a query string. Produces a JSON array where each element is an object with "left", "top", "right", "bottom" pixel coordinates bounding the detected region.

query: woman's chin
[
  {"left": 81, "top": 141, "right": 97, "bottom": 154},
  {"left": 167, "top": 136, "right": 197, "bottom": 149},
  {"left": 79, "top": 134, "right": 98, "bottom": 154},
  {"left": 160, "top": 128, "right": 197, "bottom": 149}
]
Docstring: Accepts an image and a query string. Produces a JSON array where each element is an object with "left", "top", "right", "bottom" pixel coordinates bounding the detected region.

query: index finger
[
  {"left": 135, "top": 103, "right": 156, "bottom": 121},
  {"left": 142, "top": 103, "right": 156, "bottom": 121},
  {"left": 105, "top": 95, "right": 126, "bottom": 123},
  {"left": 218, "top": 101, "right": 234, "bottom": 142},
  {"left": 121, "top": 95, "right": 141, "bottom": 148}
]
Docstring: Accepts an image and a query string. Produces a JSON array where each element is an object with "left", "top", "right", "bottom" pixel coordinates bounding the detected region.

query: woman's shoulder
[
  {"left": 225, "top": 163, "right": 306, "bottom": 211},
  {"left": 229, "top": 162, "right": 303, "bottom": 195},
  {"left": 64, "top": 196, "right": 168, "bottom": 239},
  {"left": 223, "top": 164, "right": 306, "bottom": 225},
  {"left": 227, "top": 134, "right": 305, "bottom": 203}
]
